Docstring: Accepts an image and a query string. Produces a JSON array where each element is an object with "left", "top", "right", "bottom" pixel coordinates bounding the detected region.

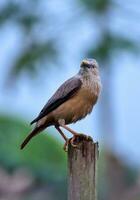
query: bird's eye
[
  {"left": 86, "top": 65, "right": 90, "bottom": 68},
  {"left": 81, "top": 63, "right": 89, "bottom": 68},
  {"left": 87, "top": 64, "right": 95, "bottom": 68}
]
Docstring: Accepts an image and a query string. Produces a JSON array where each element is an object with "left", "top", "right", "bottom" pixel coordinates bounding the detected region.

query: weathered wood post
[{"left": 68, "top": 136, "right": 99, "bottom": 200}]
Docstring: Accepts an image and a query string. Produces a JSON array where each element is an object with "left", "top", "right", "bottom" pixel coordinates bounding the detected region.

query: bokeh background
[{"left": 0, "top": 0, "right": 140, "bottom": 200}]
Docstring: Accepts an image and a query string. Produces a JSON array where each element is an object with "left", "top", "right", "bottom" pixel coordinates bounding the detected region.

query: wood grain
[{"left": 68, "top": 136, "right": 99, "bottom": 200}]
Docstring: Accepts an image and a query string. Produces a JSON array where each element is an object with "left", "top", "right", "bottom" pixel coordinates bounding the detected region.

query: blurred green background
[{"left": 0, "top": 0, "right": 140, "bottom": 200}]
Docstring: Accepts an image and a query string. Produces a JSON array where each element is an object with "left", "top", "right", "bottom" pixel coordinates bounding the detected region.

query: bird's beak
[{"left": 82, "top": 60, "right": 89, "bottom": 65}]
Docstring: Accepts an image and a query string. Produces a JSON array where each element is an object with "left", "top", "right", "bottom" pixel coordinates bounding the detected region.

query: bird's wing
[{"left": 30, "top": 76, "right": 82, "bottom": 124}]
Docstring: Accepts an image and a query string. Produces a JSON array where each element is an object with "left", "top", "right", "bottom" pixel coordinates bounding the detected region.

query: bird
[{"left": 20, "top": 58, "right": 102, "bottom": 151}]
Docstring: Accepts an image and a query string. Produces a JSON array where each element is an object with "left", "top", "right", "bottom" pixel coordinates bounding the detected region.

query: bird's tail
[{"left": 20, "top": 126, "right": 42, "bottom": 150}]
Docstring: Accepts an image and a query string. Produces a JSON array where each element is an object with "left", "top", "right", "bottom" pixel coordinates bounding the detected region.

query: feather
[
  {"left": 20, "top": 126, "right": 42, "bottom": 149},
  {"left": 30, "top": 77, "right": 82, "bottom": 124}
]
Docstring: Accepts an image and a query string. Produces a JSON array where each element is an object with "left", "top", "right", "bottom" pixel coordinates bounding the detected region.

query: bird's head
[{"left": 79, "top": 58, "right": 99, "bottom": 76}]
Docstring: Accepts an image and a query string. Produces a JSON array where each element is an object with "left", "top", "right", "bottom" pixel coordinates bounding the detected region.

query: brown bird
[{"left": 21, "top": 58, "right": 101, "bottom": 151}]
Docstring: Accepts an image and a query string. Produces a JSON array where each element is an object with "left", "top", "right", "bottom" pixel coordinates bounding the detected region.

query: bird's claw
[
  {"left": 63, "top": 140, "right": 68, "bottom": 152},
  {"left": 70, "top": 137, "right": 78, "bottom": 148},
  {"left": 70, "top": 133, "right": 92, "bottom": 148},
  {"left": 63, "top": 138, "right": 78, "bottom": 152},
  {"left": 63, "top": 134, "right": 92, "bottom": 152},
  {"left": 63, "top": 139, "right": 73, "bottom": 152}
]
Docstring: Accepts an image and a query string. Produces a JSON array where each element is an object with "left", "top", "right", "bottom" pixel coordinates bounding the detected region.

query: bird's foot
[
  {"left": 63, "top": 137, "right": 79, "bottom": 152},
  {"left": 70, "top": 133, "right": 93, "bottom": 148},
  {"left": 63, "top": 139, "right": 73, "bottom": 152},
  {"left": 63, "top": 134, "right": 93, "bottom": 151}
]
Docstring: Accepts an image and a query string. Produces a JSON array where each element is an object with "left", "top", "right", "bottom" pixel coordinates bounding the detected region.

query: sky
[{"left": 0, "top": 0, "right": 140, "bottom": 166}]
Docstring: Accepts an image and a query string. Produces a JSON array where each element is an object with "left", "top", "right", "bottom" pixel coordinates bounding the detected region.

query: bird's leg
[
  {"left": 60, "top": 124, "right": 78, "bottom": 136},
  {"left": 59, "top": 124, "right": 79, "bottom": 147},
  {"left": 55, "top": 125, "right": 70, "bottom": 151},
  {"left": 60, "top": 124, "right": 92, "bottom": 147},
  {"left": 58, "top": 120, "right": 90, "bottom": 148}
]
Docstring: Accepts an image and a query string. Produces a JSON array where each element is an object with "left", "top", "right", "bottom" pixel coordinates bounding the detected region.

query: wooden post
[{"left": 68, "top": 136, "right": 99, "bottom": 200}]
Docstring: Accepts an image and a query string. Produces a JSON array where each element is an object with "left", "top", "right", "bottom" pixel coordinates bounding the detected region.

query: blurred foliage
[
  {"left": 88, "top": 32, "right": 139, "bottom": 64},
  {"left": 10, "top": 41, "right": 57, "bottom": 79},
  {"left": 79, "top": 0, "right": 139, "bottom": 66},
  {"left": 0, "top": 1, "right": 58, "bottom": 81},
  {"left": 0, "top": 0, "right": 138, "bottom": 148},
  {"left": 0, "top": 115, "right": 67, "bottom": 182},
  {"left": 79, "top": 0, "right": 112, "bottom": 13},
  {"left": 0, "top": 2, "right": 20, "bottom": 24},
  {"left": 0, "top": 2, "right": 40, "bottom": 30},
  {"left": 0, "top": 0, "right": 139, "bottom": 81}
]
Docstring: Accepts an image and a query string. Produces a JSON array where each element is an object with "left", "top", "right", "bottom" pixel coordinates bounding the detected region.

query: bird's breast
[{"left": 52, "top": 81, "right": 100, "bottom": 125}]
